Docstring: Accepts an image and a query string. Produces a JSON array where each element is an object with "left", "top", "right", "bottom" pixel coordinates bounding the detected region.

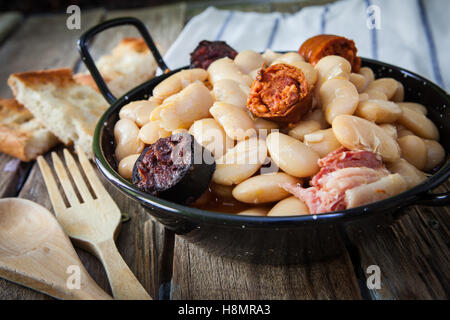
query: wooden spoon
[{"left": 0, "top": 198, "right": 112, "bottom": 300}]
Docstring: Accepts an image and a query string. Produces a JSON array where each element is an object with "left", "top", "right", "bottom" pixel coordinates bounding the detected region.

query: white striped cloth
[{"left": 162, "top": 0, "right": 449, "bottom": 90}]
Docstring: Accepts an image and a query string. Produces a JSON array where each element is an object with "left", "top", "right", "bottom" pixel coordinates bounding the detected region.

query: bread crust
[
  {"left": 0, "top": 99, "right": 58, "bottom": 161},
  {"left": 8, "top": 68, "right": 75, "bottom": 92},
  {"left": 8, "top": 68, "right": 107, "bottom": 159},
  {"left": 117, "top": 37, "right": 150, "bottom": 53}
]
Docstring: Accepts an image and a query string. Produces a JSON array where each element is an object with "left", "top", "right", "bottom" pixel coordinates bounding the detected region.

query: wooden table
[{"left": 0, "top": 2, "right": 448, "bottom": 300}]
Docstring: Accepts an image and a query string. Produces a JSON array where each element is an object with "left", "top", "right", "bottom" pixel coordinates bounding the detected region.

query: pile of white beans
[{"left": 114, "top": 49, "right": 445, "bottom": 216}]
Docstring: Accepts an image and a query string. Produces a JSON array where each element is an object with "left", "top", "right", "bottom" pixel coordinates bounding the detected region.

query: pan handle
[
  {"left": 77, "top": 17, "right": 169, "bottom": 104},
  {"left": 415, "top": 162, "right": 450, "bottom": 206},
  {"left": 416, "top": 190, "right": 450, "bottom": 206}
]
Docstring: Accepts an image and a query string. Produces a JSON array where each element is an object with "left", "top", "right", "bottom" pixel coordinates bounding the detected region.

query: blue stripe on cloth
[
  {"left": 215, "top": 11, "right": 234, "bottom": 41},
  {"left": 266, "top": 18, "right": 280, "bottom": 49},
  {"left": 365, "top": 0, "right": 378, "bottom": 60},
  {"left": 320, "top": 5, "right": 330, "bottom": 34},
  {"left": 417, "top": 0, "right": 444, "bottom": 88}
]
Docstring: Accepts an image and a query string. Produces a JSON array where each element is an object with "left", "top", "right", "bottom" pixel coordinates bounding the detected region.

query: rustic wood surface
[{"left": 0, "top": 1, "right": 448, "bottom": 300}]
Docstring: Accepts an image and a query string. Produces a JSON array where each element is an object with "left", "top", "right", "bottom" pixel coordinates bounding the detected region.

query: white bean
[
  {"left": 332, "top": 115, "right": 401, "bottom": 162},
  {"left": 355, "top": 99, "right": 402, "bottom": 123},
  {"left": 359, "top": 93, "right": 370, "bottom": 102},
  {"left": 267, "top": 196, "right": 310, "bottom": 216},
  {"left": 266, "top": 132, "right": 320, "bottom": 178},
  {"left": 314, "top": 55, "right": 352, "bottom": 88},
  {"left": 396, "top": 124, "right": 415, "bottom": 138},
  {"left": 119, "top": 100, "right": 159, "bottom": 127},
  {"left": 213, "top": 137, "right": 267, "bottom": 185},
  {"left": 148, "top": 95, "right": 163, "bottom": 106},
  {"left": 349, "top": 73, "right": 367, "bottom": 92},
  {"left": 234, "top": 50, "right": 265, "bottom": 74},
  {"left": 118, "top": 154, "right": 139, "bottom": 180},
  {"left": 397, "top": 102, "right": 427, "bottom": 115},
  {"left": 379, "top": 123, "right": 398, "bottom": 140},
  {"left": 114, "top": 119, "right": 144, "bottom": 161},
  {"left": 387, "top": 158, "right": 427, "bottom": 188},
  {"left": 237, "top": 207, "right": 268, "bottom": 216},
  {"left": 423, "top": 139, "right": 445, "bottom": 171},
  {"left": 364, "top": 89, "right": 388, "bottom": 100},
  {"left": 189, "top": 118, "right": 234, "bottom": 158},
  {"left": 284, "top": 61, "right": 318, "bottom": 87},
  {"left": 210, "top": 102, "right": 256, "bottom": 141},
  {"left": 212, "top": 79, "right": 250, "bottom": 110},
  {"left": 248, "top": 68, "right": 261, "bottom": 81},
  {"left": 302, "top": 107, "right": 329, "bottom": 129},
  {"left": 153, "top": 68, "right": 208, "bottom": 100},
  {"left": 207, "top": 57, "right": 253, "bottom": 86},
  {"left": 272, "top": 52, "right": 305, "bottom": 65},
  {"left": 261, "top": 49, "right": 282, "bottom": 65},
  {"left": 319, "top": 78, "right": 359, "bottom": 124},
  {"left": 288, "top": 120, "right": 321, "bottom": 141},
  {"left": 364, "top": 78, "right": 398, "bottom": 100},
  {"left": 398, "top": 135, "right": 427, "bottom": 170},
  {"left": 153, "top": 82, "right": 213, "bottom": 131},
  {"left": 138, "top": 120, "right": 171, "bottom": 144},
  {"left": 397, "top": 105, "right": 439, "bottom": 140},
  {"left": 358, "top": 67, "right": 374, "bottom": 88},
  {"left": 172, "top": 128, "right": 189, "bottom": 135},
  {"left": 253, "top": 118, "right": 280, "bottom": 134},
  {"left": 210, "top": 183, "right": 234, "bottom": 199},
  {"left": 232, "top": 172, "right": 300, "bottom": 204},
  {"left": 304, "top": 128, "right": 341, "bottom": 158},
  {"left": 345, "top": 174, "right": 407, "bottom": 208},
  {"left": 391, "top": 81, "right": 404, "bottom": 102}
]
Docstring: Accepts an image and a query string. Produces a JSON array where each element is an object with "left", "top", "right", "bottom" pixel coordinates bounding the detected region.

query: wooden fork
[{"left": 37, "top": 147, "right": 151, "bottom": 300}]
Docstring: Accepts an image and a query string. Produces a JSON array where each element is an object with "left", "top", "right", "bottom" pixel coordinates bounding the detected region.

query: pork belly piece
[
  {"left": 283, "top": 167, "right": 389, "bottom": 213},
  {"left": 345, "top": 173, "right": 407, "bottom": 209},
  {"left": 282, "top": 147, "right": 402, "bottom": 214}
]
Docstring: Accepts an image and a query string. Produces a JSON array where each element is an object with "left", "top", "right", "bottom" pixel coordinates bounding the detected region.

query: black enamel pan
[{"left": 78, "top": 17, "right": 450, "bottom": 264}]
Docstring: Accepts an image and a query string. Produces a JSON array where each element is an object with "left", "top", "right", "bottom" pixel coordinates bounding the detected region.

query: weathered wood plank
[
  {"left": 0, "top": 10, "right": 105, "bottom": 299},
  {"left": 0, "top": 151, "right": 111, "bottom": 300},
  {"left": 0, "top": 10, "right": 105, "bottom": 200},
  {"left": 0, "top": 155, "right": 33, "bottom": 198},
  {"left": 171, "top": 237, "right": 362, "bottom": 300},
  {"left": 0, "top": 9, "right": 105, "bottom": 98},
  {"left": 1, "top": 148, "right": 173, "bottom": 299},
  {"left": 0, "top": 12, "right": 22, "bottom": 45},
  {"left": 346, "top": 181, "right": 450, "bottom": 299},
  {"left": 90, "top": 4, "right": 187, "bottom": 299},
  {"left": 0, "top": 4, "right": 186, "bottom": 299}
]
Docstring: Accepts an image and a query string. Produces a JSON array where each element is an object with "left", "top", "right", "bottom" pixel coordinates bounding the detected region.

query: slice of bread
[
  {"left": 0, "top": 98, "right": 59, "bottom": 161},
  {"left": 75, "top": 37, "right": 158, "bottom": 97},
  {"left": 8, "top": 68, "right": 108, "bottom": 158}
]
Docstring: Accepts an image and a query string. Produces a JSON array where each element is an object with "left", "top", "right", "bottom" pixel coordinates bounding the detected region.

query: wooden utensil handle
[{"left": 95, "top": 239, "right": 152, "bottom": 300}]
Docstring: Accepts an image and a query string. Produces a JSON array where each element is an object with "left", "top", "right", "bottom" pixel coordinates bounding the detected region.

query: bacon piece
[
  {"left": 282, "top": 147, "right": 389, "bottom": 213},
  {"left": 312, "top": 147, "right": 383, "bottom": 187},
  {"left": 247, "top": 63, "right": 312, "bottom": 123},
  {"left": 298, "top": 34, "right": 361, "bottom": 72}
]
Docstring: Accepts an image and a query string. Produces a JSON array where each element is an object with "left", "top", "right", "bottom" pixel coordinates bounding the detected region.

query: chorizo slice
[
  {"left": 190, "top": 40, "right": 238, "bottom": 70},
  {"left": 132, "top": 132, "right": 215, "bottom": 204},
  {"left": 247, "top": 63, "right": 312, "bottom": 123},
  {"left": 299, "top": 34, "right": 361, "bottom": 72}
]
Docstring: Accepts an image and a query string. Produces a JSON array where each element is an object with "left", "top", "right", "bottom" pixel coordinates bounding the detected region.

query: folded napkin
[{"left": 163, "top": 0, "right": 448, "bottom": 90}]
